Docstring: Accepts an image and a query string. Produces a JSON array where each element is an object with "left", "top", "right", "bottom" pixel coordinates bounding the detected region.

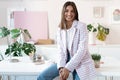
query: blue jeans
[
  {"left": 37, "top": 63, "right": 59, "bottom": 80},
  {"left": 37, "top": 63, "right": 80, "bottom": 80},
  {"left": 37, "top": 50, "right": 80, "bottom": 80},
  {"left": 73, "top": 70, "right": 80, "bottom": 80}
]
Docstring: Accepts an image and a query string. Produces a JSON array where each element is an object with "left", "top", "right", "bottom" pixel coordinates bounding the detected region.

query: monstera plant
[{"left": 0, "top": 26, "right": 36, "bottom": 57}]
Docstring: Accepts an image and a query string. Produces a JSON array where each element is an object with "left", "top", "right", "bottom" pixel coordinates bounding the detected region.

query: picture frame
[
  {"left": 110, "top": 7, "right": 120, "bottom": 24},
  {"left": 93, "top": 7, "right": 104, "bottom": 18}
]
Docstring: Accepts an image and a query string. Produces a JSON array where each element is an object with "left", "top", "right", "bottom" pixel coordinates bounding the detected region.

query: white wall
[{"left": 0, "top": 0, "right": 120, "bottom": 44}]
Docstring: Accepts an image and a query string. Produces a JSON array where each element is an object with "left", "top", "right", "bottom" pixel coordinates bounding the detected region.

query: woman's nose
[{"left": 67, "top": 12, "right": 71, "bottom": 15}]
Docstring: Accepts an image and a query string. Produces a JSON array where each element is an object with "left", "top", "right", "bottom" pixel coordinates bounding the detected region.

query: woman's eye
[
  {"left": 65, "top": 10, "right": 74, "bottom": 13},
  {"left": 65, "top": 10, "right": 68, "bottom": 12},
  {"left": 71, "top": 10, "right": 74, "bottom": 13}
]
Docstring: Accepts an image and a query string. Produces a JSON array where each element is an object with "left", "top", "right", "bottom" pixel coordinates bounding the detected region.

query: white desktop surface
[
  {"left": 0, "top": 56, "right": 51, "bottom": 76},
  {"left": 0, "top": 56, "right": 120, "bottom": 80},
  {"left": 96, "top": 57, "right": 120, "bottom": 77}
]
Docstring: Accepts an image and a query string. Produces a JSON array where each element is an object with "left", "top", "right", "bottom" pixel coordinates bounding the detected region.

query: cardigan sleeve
[
  {"left": 65, "top": 23, "right": 88, "bottom": 72},
  {"left": 56, "top": 28, "right": 66, "bottom": 69}
]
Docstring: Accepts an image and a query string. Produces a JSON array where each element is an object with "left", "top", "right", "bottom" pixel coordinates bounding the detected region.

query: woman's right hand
[
  {"left": 59, "top": 67, "right": 69, "bottom": 80},
  {"left": 59, "top": 67, "right": 66, "bottom": 80}
]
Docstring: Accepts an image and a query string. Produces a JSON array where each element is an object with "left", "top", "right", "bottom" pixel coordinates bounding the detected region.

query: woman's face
[{"left": 64, "top": 5, "right": 75, "bottom": 22}]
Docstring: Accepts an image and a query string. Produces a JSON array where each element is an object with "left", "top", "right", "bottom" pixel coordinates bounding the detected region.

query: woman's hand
[
  {"left": 59, "top": 68, "right": 70, "bottom": 80},
  {"left": 59, "top": 68, "right": 64, "bottom": 80}
]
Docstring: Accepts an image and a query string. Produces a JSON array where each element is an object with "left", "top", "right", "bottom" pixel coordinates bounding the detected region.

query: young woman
[{"left": 37, "top": 1, "right": 96, "bottom": 80}]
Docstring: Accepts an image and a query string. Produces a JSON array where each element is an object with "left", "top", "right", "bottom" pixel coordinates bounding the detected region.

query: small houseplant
[
  {"left": 87, "top": 23, "right": 110, "bottom": 44},
  {"left": 91, "top": 53, "right": 101, "bottom": 68},
  {"left": 87, "top": 24, "right": 97, "bottom": 44},
  {"left": 96, "top": 24, "right": 109, "bottom": 41},
  {"left": 0, "top": 26, "right": 36, "bottom": 57}
]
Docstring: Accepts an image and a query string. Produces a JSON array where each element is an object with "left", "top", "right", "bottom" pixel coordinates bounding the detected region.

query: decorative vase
[{"left": 88, "top": 32, "right": 96, "bottom": 45}]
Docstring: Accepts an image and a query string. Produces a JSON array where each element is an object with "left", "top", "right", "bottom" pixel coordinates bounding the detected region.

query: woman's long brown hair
[{"left": 59, "top": 1, "right": 79, "bottom": 29}]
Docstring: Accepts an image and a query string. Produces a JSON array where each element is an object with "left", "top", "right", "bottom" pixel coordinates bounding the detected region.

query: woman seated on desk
[{"left": 37, "top": 1, "right": 96, "bottom": 80}]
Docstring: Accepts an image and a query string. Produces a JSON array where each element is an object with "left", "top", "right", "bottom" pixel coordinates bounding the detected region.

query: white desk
[
  {"left": 0, "top": 56, "right": 120, "bottom": 80},
  {"left": 96, "top": 57, "right": 120, "bottom": 80},
  {"left": 0, "top": 57, "right": 52, "bottom": 80}
]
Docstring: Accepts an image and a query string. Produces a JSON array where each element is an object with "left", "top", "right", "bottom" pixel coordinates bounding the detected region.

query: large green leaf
[
  {"left": 5, "top": 41, "right": 36, "bottom": 56},
  {"left": 0, "top": 27, "right": 10, "bottom": 38},
  {"left": 5, "top": 41, "right": 23, "bottom": 56},
  {"left": 22, "top": 43, "right": 36, "bottom": 55},
  {"left": 10, "top": 29, "right": 21, "bottom": 39}
]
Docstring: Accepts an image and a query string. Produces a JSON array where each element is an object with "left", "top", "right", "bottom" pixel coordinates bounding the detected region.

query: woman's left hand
[{"left": 61, "top": 68, "right": 70, "bottom": 80}]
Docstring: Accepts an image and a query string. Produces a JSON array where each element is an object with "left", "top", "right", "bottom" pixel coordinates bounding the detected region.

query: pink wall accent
[{"left": 14, "top": 11, "right": 48, "bottom": 41}]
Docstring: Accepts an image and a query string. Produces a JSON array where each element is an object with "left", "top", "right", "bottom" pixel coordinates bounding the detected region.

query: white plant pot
[
  {"left": 96, "top": 40, "right": 106, "bottom": 45},
  {"left": 88, "top": 32, "right": 96, "bottom": 45},
  {"left": 94, "top": 60, "right": 100, "bottom": 68}
]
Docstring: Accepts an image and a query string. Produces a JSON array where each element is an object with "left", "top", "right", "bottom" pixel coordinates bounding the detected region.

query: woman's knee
[
  {"left": 37, "top": 72, "right": 45, "bottom": 80},
  {"left": 37, "top": 67, "right": 51, "bottom": 80},
  {"left": 37, "top": 63, "right": 59, "bottom": 80}
]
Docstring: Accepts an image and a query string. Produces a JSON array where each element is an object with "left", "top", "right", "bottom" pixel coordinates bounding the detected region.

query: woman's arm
[
  {"left": 65, "top": 23, "right": 88, "bottom": 72},
  {"left": 57, "top": 29, "right": 66, "bottom": 69}
]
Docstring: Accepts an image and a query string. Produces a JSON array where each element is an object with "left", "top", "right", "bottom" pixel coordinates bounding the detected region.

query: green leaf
[
  {"left": 87, "top": 24, "right": 97, "bottom": 32},
  {"left": 22, "top": 43, "right": 36, "bottom": 55},
  {"left": 93, "top": 28, "right": 97, "bottom": 32},
  {"left": 5, "top": 41, "right": 23, "bottom": 56},
  {"left": 105, "top": 28, "right": 109, "bottom": 35},
  {"left": 87, "top": 24, "right": 93, "bottom": 32},
  {"left": 0, "top": 27, "right": 10, "bottom": 38},
  {"left": 10, "top": 29, "right": 21, "bottom": 39},
  {"left": 0, "top": 27, "right": 36, "bottom": 57},
  {"left": 91, "top": 54, "right": 101, "bottom": 61},
  {"left": 23, "top": 29, "right": 31, "bottom": 39}
]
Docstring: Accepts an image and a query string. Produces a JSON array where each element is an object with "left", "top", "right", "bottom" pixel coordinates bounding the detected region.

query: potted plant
[
  {"left": 87, "top": 24, "right": 97, "bottom": 44},
  {"left": 87, "top": 23, "right": 110, "bottom": 44},
  {"left": 91, "top": 53, "right": 101, "bottom": 68},
  {"left": 0, "top": 26, "right": 36, "bottom": 62},
  {"left": 5, "top": 41, "right": 36, "bottom": 56},
  {"left": 96, "top": 24, "right": 109, "bottom": 41}
]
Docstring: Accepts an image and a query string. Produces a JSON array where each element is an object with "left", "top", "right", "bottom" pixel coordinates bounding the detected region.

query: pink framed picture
[
  {"left": 110, "top": 7, "right": 120, "bottom": 24},
  {"left": 93, "top": 7, "right": 104, "bottom": 18}
]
